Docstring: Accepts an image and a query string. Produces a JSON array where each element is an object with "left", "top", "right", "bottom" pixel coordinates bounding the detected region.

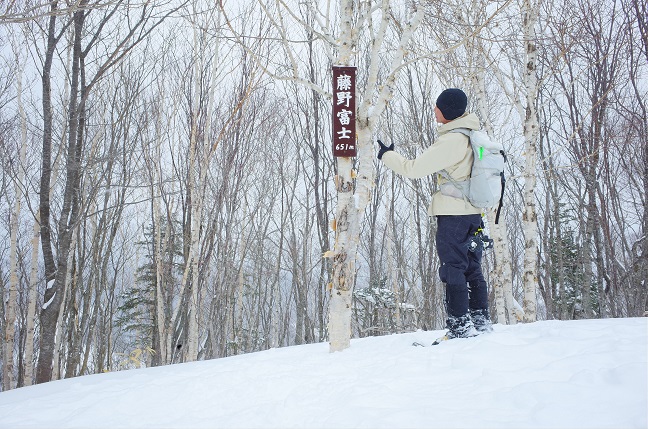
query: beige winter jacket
[{"left": 381, "top": 112, "right": 483, "bottom": 216}]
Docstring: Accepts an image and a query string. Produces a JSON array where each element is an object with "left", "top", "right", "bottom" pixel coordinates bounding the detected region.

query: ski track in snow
[{"left": 0, "top": 318, "right": 646, "bottom": 429}]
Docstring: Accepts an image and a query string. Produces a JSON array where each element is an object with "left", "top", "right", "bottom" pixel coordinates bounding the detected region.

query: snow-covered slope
[{"left": 0, "top": 318, "right": 646, "bottom": 429}]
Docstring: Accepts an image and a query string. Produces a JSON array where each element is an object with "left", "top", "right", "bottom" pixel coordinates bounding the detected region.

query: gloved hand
[{"left": 377, "top": 139, "right": 394, "bottom": 160}]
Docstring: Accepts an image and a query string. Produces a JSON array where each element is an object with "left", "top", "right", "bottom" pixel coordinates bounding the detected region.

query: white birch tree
[
  {"left": 521, "top": 0, "right": 541, "bottom": 322},
  {"left": 220, "top": 0, "right": 424, "bottom": 351},
  {"left": 463, "top": 8, "right": 521, "bottom": 325},
  {"left": 2, "top": 41, "right": 28, "bottom": 391},
  {"left": 327, "top": 0, "right": 424, "bottom": 351}
]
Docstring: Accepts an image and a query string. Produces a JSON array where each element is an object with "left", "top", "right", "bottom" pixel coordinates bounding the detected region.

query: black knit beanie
[{"left": 436, "top": 88, "right": 468, "bottom": 121}]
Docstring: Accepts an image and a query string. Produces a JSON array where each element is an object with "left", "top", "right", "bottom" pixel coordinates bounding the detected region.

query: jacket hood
[{"left": 438, "top": 112, "right": 481, "bottom": 134}]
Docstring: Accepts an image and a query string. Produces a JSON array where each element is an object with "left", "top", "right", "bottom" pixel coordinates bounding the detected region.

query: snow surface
[{"left": 0, "top": 318, "right": 646, "bottom": 429}]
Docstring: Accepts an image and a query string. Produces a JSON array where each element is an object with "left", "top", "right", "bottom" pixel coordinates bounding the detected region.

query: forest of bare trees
[{"left": 0, "top": 0, "right": 645, "bottom": 390}]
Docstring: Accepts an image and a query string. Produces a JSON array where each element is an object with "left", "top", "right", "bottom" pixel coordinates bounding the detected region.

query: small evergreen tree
[
  {"left": 550, "top": 227, "right": 582, "bottom": 318},
  {"left": 115, "top": 262, "right": 156, "bottom": 354},
  {"left": 549, "top": 210, "right": 601, "bottom": 319},
  {"left": 115, "top": 219, "right": 183, "bottom": 367}
]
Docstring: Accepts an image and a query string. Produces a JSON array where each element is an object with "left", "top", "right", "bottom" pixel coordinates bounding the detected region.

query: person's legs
[
  {"left": 436, "top": 215, "right": 470, "bottom": 317},
  {"left": 436, "top": 215, "right": 481, "bottom": 338},
  {"left": 466, "top": 238, "right": 488, "bottom": 311},
  {"left": 467, "top": 267, "right": 493, "bottom": 332},
  {"left": 464, "top": 217, "right": 493, "bottom": 332}
]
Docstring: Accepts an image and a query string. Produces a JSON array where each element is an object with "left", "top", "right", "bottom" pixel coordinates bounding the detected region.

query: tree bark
[
  {"left": 521, "top": 0, "right": 540, "bottom": 323},
  {"left": 37, "top": 1, "right": 88, "bottom": 384}
]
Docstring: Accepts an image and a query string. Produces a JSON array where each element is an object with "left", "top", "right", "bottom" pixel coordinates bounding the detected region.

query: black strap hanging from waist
[{"left": 495, "top": 172, "right": 505, "bottom": 224}]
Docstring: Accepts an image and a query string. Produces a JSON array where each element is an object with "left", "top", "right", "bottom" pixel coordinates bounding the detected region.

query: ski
[
  {"left": 412, "top": 335, "right": 448, "bottom": 347},
  {"left": 412, "top": 325, "right": 493, "bottom": 346},
  {"left": 431, "top": 335, "right": 449, "bottom": 345}
]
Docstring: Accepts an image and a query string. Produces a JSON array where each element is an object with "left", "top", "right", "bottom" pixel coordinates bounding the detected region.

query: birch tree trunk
[
  {"left": 471, "top": 71, "right": 518, "bottom": 324},
  {"left": 146, "top": 79, "right": 174, "bottom": 366},
  {"left": 3, "top": 47, "right": 29, "bottom": 390},
  {"left": 182, "top": 14, "right": 205, "bottom": 361},
  {"left": 521, "top": 0, "right": 541, "bottom": 322},
  {"left": 271, "top": 196, "right": 287, "bottom": 349},
  {"left": 327, "top": 0, "right": 357, "bottom": 353},
  {"left": 386, "top": 179, "right": 399, "bottom": 331},
  {"left": 329, "top": 0, "right": 424, "bottom": 351},
  {"left": 153, "top": 194, "right": 170, "bottom": 365},
  {"left": 23, "top": 216, "right": 41, "bottom": 387}
]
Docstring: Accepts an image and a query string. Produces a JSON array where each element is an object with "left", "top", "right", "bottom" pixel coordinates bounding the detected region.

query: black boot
[
  {"left": 446, "top": 314, "right": 479, "bottom": 339},
  {"left": 470, "top": 309, "right": 493, "bottom": 333}
]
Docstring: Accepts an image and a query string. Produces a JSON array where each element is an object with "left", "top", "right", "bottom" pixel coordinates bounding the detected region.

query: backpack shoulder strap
[
  {"left": 438, "top": 128, "right": 473, "bottom": 202},
  {"left": 439, "top": 128, "right": 473, "bottom": 178},
  {"left": 449, "top": 128, "right": 472, "bottom": 138}
]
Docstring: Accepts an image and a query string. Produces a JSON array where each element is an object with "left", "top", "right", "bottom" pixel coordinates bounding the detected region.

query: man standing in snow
[{"left": 377, "top": 88, "right": 493, "bottom": 341}]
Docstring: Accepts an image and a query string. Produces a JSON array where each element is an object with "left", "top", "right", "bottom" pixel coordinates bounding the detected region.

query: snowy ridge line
[{"left": 0, "top": 318, "right": 646, "bottom": 429}]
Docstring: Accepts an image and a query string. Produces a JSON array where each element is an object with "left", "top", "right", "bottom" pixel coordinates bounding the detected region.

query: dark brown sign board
[{"left": 332, "top": 66, "right": 357, "bottom": 157}]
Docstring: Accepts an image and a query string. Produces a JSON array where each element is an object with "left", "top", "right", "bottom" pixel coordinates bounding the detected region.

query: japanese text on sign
[{"left": 332, "top": 66, "right": 357, "bottom": 157}]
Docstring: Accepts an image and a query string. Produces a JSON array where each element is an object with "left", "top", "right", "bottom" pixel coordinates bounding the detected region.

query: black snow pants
[{"left": 435, "top": 214, "right": 489, "bottom": 318}]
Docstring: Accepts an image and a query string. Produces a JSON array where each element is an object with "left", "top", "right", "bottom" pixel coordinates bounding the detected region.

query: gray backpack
[{"left": 439, "top": 128, "right": 506, "bottom": 222}]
